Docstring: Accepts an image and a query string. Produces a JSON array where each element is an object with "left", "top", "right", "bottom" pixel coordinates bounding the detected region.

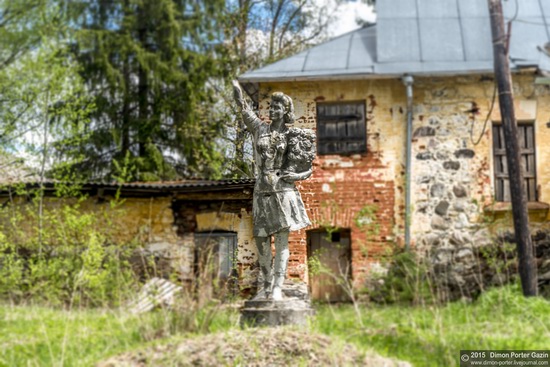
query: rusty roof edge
[{"left": 0, "top": 179, "right": 256, "bottom": 195}]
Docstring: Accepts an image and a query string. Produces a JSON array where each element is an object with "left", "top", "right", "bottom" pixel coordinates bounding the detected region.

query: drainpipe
[{"left": 402, "top": 75, "right": 414, "bottom": 251}]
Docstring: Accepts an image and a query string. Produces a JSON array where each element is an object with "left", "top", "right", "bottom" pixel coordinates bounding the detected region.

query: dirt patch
[{"left": 98, "top": 328, "right": 411, "bottom": 366}]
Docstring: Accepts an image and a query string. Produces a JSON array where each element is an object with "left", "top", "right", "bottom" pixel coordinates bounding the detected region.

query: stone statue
[{"left": 232, "top": 80, "right": 315, "bottom": 301}]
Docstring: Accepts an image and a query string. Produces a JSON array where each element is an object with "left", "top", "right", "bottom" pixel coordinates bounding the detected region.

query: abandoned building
[
  {"left": 0, "top": 180, "right": 257, "bottom": 296},
  {"left": 236, "top": 0, "right": 550, "bottom": 299},
  {"left": 3, "top": 0, "right": 550, "bottom": 302}
]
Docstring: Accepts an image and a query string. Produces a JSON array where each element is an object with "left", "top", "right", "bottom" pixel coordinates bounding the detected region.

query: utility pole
[{"left": 488, "top": 0, "right": 538, "bottom": 296}]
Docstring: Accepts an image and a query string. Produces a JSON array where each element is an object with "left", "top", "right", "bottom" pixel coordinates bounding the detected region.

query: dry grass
[{"left": 98, "top": 328, "right": 410, "bottom": 367}]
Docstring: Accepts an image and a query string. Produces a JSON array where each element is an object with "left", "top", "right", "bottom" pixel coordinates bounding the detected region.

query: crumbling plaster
[{"left": 257, "top": 73, "right": 550, "bottom": 283}]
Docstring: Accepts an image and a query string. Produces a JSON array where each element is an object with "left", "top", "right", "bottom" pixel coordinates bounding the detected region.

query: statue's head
[{"left": 271, "top": 92, "right": 295, "bottom": 124}]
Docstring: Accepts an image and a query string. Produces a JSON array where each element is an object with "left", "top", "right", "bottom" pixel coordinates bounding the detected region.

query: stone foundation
[{"left": 432, "top": 228, "right": 550, "bottom": 301}]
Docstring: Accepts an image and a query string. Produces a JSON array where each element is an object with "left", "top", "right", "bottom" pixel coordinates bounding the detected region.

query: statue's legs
[
  {"left": 254, "top": 236, "right": 272, "bottom": 299},
  {"left": 272, "top": 229, "right": 289, "bottom": 301}
]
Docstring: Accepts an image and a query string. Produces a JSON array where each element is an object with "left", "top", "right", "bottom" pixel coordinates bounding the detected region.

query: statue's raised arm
[
  {"left": 232, "top": 80, "right": 259, "bottom": 132},
  {"left": 232, "top": 80, "right": 249, "bottom": 112}
]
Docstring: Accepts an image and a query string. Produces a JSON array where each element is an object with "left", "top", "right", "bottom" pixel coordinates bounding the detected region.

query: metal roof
[
  {"left": 114, "top": 179, "right": 255, "bottom": 190},
  {"left": 240, "top": 26, "right": 376, "bottom": 82},
  {"left": 0, "top": 179, "right": 256, "bottom": 195},
  {"left": 239, "top": 0, "right": 550, "bottom": 82}
]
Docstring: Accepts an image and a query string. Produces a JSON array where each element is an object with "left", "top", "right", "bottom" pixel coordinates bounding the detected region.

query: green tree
[
  {"left": 0, "top": 0, "right": 50, "bottom": 145},
  {"left": 0, "top": 0, "right": 46, "bottom": 69},
  {"left": 56, "top": 0, "right": 227, "bottom": 182},
  {"left": 226, "top": 0, "right": 338, "bottom": 73},
  {"left": 0, "top": 2, "right": 92, "bottom": 174},
  {"left": 216, "top": 0, "right": 340, "bottom": 177}
]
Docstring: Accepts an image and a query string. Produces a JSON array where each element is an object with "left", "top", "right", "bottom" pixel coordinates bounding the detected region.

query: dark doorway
[
  {"left": 195, "top": 232, "right": 238, "bottom": 299},
  {"left": 307, "top": 229, "right": 352, "bottom": 302}
]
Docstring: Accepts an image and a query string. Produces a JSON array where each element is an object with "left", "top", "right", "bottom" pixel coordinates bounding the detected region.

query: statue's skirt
[{"left": 252, "top": 188, "right": 311, "bottom": 237}]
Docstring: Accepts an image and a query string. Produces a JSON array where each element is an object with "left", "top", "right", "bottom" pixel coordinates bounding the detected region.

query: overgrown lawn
[
  {"left": 1, "top": 284, "right": 548, "bottom": 366},
  {"left": 314, "top": 283, "right": 550, "bottom": 366},
  {"left": 0, "top": 303, "right": 239, "bottom": 366}
]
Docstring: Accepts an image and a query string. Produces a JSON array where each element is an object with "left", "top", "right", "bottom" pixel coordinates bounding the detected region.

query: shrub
[
  {"left": 367, "top": 248, "right": 436, "bottom": 305},
  {"left": 0, "top": 188, "right": 141, "bottom": 306}
]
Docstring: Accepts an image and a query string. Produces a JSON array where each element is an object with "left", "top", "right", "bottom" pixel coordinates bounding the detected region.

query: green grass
[
  {"left": 0, "top": 303, "right": 239, "bottom": 366},
  {"left": 1, "top": 284, "right": 548, "bottom": 366},
  {"left": 313, "top": 283, "right": 550, "bottom": 366}
]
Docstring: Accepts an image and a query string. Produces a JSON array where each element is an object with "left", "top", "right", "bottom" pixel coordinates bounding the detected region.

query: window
[
  {"left": 195, "top": 232, "right": 237, "bottom": 297},
  {"left": 316, "top": 101, "right": 366, "bottom": 155},
  {"left": 492, "top": 123, "right": 537, "bottom": 201}
]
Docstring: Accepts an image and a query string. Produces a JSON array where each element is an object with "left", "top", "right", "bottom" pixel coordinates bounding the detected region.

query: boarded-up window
[
  {"left": 316, "top": 102, "right": 366, "bottom": 155},
  {"left": 492, "top": 123, "right": 537, "bottom": 201}
]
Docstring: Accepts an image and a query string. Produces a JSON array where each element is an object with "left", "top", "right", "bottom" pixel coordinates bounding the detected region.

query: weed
[{"left": 367, "top": 248, "right": 435, "bottom": 305}]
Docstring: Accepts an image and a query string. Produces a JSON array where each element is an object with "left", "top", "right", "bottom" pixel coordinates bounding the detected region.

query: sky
[{"left": 326, "top": 0, "right": 376, "bottom": 37}]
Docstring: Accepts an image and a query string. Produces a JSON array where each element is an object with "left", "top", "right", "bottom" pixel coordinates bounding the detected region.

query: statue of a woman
[{"left": 233, "top": 81, "right": 315, "bottom": 301}]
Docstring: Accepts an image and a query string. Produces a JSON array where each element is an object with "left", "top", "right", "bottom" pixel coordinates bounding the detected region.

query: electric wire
[
  {"left": 470, "top": 82, "right": 497, "bottom": 146},
  {"left": 538, "top": 0, "right": 550, "bottom": 43},
  {"left": 470, "top": 0, "right": 516, "bottom": 146},
  {"left": 507, "top": 0, "right": 519, "bottom": 23}
]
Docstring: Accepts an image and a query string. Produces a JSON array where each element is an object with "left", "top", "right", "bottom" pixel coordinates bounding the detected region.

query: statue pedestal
[{"left": 240, "top": 282, "right": 315, "bottom": 327}]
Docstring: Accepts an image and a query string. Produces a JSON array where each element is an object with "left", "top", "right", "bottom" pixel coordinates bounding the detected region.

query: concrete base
[{"left": 240, "top": 282, "right": 315, "bottom": 327}]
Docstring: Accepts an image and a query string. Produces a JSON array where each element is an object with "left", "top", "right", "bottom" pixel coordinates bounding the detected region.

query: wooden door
[{"left": 307, "top": 230, "right": 351, "bottom": 302}]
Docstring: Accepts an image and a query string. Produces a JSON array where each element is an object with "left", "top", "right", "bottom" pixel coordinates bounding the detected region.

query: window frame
[
  {"left": 316, "top": 100, "right": 367, "bottom": 156},
  {"left": 492, "top": 121, "right": 537, "bottom": 202},
  {"left": 194, "top": 232, "right": 238, "bottom": 297}
]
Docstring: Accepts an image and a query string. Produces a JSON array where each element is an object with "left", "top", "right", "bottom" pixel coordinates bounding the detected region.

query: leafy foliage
[
  {"left": 0, "top": 0, "right": 349, "bottom": 180},
  {"left": 366, "top": 247, "right": 435, "bottom": 305},
  {"left": 0, "top": 2, "right": 94, "bottom": 183},
  {"left": 0, "top": 188, "right": 140, "bottom": 306}
]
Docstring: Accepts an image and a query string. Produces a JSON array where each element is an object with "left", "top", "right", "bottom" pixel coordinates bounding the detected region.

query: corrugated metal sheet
[
  {"left": 509, "top": 19, "right": 550, "bottom": 61},
  {"left": 457, "top": 0, "right": 489, "bottom": 18},
  {"left": 376, "top": 0, "right": 417, "bottom": 19},
  {"left": 239, "top": 0, "right": 550, "bottom": 82},
  {"left": 461, "top": 18, "right": 492, "bottom": 61},
  {"left": 101, "top": 179, "right": 255, "bottom": 190},
  {"left": 0, "top": 179, "right": 256, "bottom": 194},
  {"left": 304, "top": 33, "right": 351, "bottom": 71}
]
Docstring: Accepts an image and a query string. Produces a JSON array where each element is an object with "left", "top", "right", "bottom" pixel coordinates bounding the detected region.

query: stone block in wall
[
  {"left": 416, "top": 152, "right": 433, "bottom": 160},
  {"left": 430, "top": 183, "right": 446, "bottom": 198},
  {"left": 435, "top": 201, "right": 450, "bottom": 216},
  {"left": 431, "top": 216, "right": 450, "bottom": 230},
  {"left": 443, "top": 161, "right": 460, "bottom": 170},
  {"left": 454, "top": 149, "right": 475, "bottom": 159},
  {"left": 453, "top": 184, "right": 467, "bottom": 198}
]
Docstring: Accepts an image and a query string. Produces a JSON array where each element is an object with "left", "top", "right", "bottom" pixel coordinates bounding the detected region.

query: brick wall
[
  {"left": 294, "top": 159, "right": 396, "bottom": 285},
  {"left": 256, "top": 79, "right": 406, "bottom": 284}
]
